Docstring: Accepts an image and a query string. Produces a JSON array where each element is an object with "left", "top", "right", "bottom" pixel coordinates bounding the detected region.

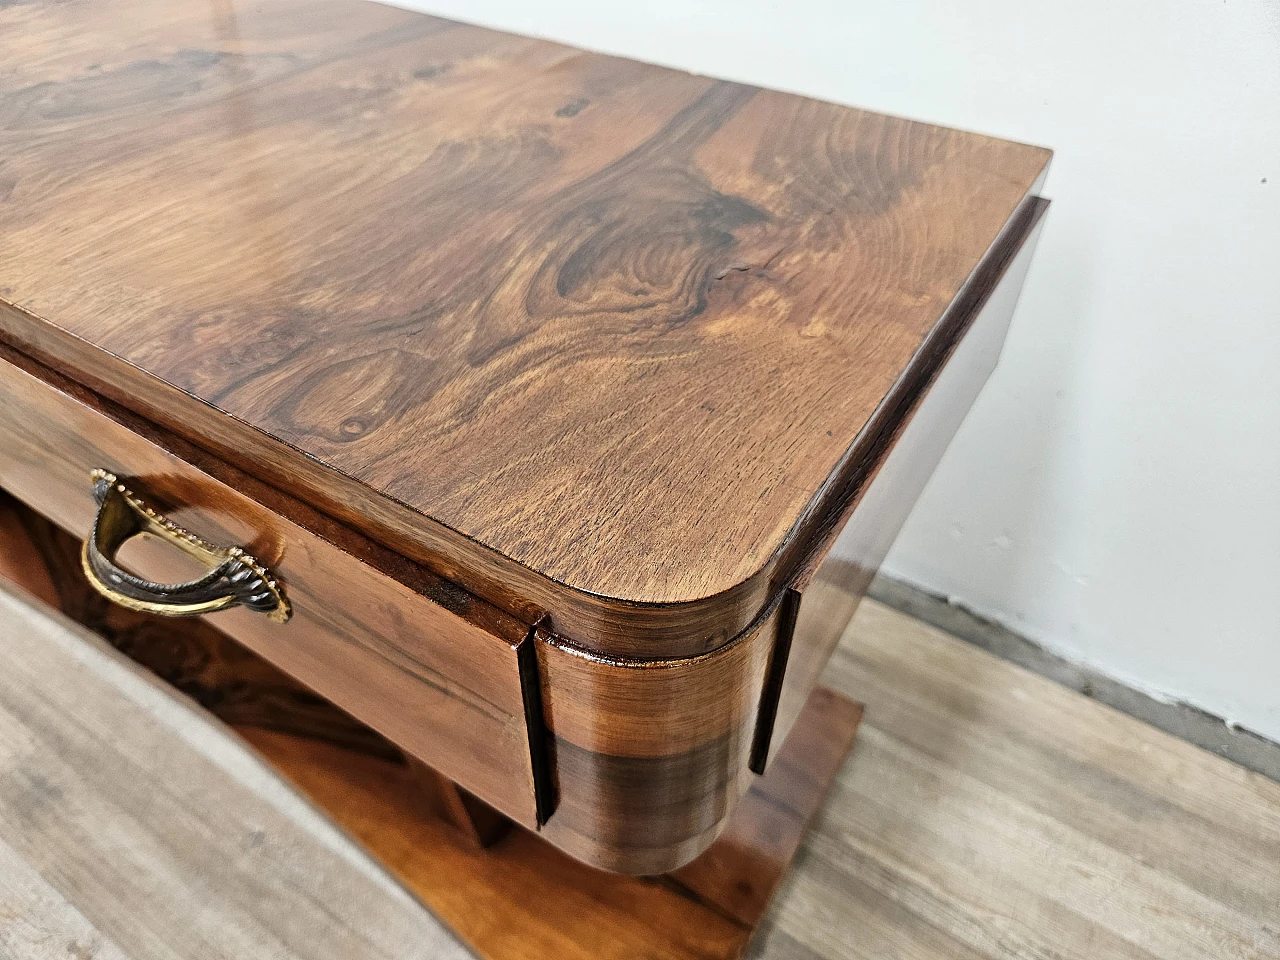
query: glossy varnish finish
[
  {"left": 0, "top": 192, "right": 1049, "bottom": 874},
  {"left": 532, "top": 199, "right": 1048, "bottom": 871},
  {"left": 0, "top": 346, "right": 542, "bottom": 828},
  {"left": 0, "top": 0, "right": 1051, "bottom": 655},
  {"left": 0, "top": 0, "right": 1056, "bottom": 875},
  {"left": 535, "top": 613, "right": 781, "bottom": 872}
]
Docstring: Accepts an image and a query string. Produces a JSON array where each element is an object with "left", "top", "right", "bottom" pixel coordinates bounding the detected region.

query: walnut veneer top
[{"left": 0, "top": 0, "right": 1050, "bottom": 619}]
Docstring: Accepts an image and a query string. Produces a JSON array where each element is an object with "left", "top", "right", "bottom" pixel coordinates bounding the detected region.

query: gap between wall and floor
[{"left": 867, "top": 575, "right": 1280, "bottom": 784}]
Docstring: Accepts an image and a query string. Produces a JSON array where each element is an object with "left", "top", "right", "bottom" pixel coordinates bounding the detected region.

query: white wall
[{"left": 386, "top": 0, "right": 1280, "bottom": 742}]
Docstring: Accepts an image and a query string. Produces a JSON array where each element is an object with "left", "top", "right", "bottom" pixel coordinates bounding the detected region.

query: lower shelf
[{"left": 239, "top": 686, "right": 860, "bottom": 960}]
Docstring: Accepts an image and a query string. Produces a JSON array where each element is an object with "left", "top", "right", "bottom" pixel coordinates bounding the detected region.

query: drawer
[{"left": 0, "top": 347, "right": 542, "bottom": 828}]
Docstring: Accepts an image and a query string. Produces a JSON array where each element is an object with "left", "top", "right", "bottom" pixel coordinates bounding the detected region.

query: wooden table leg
[
  {"left": 0, "top": 492, "right": 60, "bottom": 607},
  {"left": 406, "top": 755, "right": 513, "bottom": 849}
]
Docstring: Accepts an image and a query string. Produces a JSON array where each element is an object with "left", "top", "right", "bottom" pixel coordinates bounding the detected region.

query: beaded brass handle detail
[{"left": 80, "top": 469, "right": 290, "bottom": 623}]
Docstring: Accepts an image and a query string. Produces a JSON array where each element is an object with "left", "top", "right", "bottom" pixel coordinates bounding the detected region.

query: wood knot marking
[
  {"left": 713, "top": 262, "right": 751, "bottom": 280},
  {"left": 712, "top": 246, "right": 786, "bottom": 282},
  {"left": 555, "top": 97, "right": 589, "bottom": 118},
  {"left": 270, "top": 348, "right": 423, "bottom": 445}
]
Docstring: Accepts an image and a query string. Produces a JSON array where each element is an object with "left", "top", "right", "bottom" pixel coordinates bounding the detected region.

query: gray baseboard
[{"left": 867, "top": 575, "right": 1280, "bottom": 783}]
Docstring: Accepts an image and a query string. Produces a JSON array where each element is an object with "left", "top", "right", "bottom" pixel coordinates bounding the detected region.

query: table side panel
[{"left": 764, "top": 198, "right": 1051, "bottom": 765}]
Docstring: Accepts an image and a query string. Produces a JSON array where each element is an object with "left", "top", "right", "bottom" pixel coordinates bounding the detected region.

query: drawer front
[{"left": 0, "top": 349, "right": 540, "bottom": 827}]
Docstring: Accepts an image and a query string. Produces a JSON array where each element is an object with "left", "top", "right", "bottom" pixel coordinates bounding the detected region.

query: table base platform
[{"left": 242, "top": 688, "right": 860, "bottom": 960}]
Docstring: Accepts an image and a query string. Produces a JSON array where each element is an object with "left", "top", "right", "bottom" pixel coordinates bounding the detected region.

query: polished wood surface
[
  {"left": 0, "top": 347, "right": 543, "bottom": 827},
  {"left": 535, "top": 614, "right": 780, "bottom": 872},
  {"left": 0, "top": 190, "right": 1048, "bottom": 872},
  {"left": 239, "top": 688, "right": 861, "bottom": 960},
  {"left": 4, "top": 467, "right": 788, "bottom": 873},
  {"left": 0, "top": 0, "right": 1055, "bottom": 874},
  {"left": 0, "top": 0, "right": 1051, "bottom": 654},
  {"left": 0, "top": 346, "right": 787, "bottom": 869},
  {"left": 0, "top": 583, "right": 473, "bottom": 960},
  {"left": 530, "top": 200, "right": 1049, "bottom": 871}
]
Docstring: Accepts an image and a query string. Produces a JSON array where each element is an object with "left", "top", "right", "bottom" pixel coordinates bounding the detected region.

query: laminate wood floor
[
  {"left": 0, "top": 586, "right": 471, "bottom": 960},
  {"left": 752, "top": 599, "right": 1280, "bottom": 959},
  {"left": 5, "top": 575, "right": 1278, "bottom": 960}
]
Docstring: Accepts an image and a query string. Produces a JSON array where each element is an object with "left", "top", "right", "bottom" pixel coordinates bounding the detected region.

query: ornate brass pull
[{"left": 80, "top": 469, "right": 290, "bottom": 623}]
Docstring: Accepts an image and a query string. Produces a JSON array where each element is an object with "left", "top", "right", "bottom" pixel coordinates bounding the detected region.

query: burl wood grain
[
  {"left": 0, "top": 184, "right": 1047, "bottom": 873},
  {"left": 532, "top": 200, "right": 1048, "bottom": 872},
  {"left": 0, "top": 0, "right": 1051, "bottom": 655},
  {"left": 0, "top": 196, "right": 1047, "bottom": 875}
]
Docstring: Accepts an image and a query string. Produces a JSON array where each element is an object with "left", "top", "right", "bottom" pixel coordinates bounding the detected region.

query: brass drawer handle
[{"left": 81, "top": 469, "right": 290, "bottom": 623}]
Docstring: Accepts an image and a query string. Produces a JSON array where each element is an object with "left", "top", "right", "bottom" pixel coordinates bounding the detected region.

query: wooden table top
[
  {"left": 0, "top": 581, "right": 472, "bottom": 959},
  {"left": 0, "top": 0, "right": 1050, "bottom": 617}
]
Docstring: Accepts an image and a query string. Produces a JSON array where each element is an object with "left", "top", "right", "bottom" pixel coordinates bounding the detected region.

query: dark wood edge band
[{"left": 519, "top": 623, "right": 558, "bottom": 825}]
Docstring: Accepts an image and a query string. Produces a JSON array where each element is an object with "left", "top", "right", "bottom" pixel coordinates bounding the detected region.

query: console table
[{"left": 0, "top": 0, "right": 1050, "bottom": 955}]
